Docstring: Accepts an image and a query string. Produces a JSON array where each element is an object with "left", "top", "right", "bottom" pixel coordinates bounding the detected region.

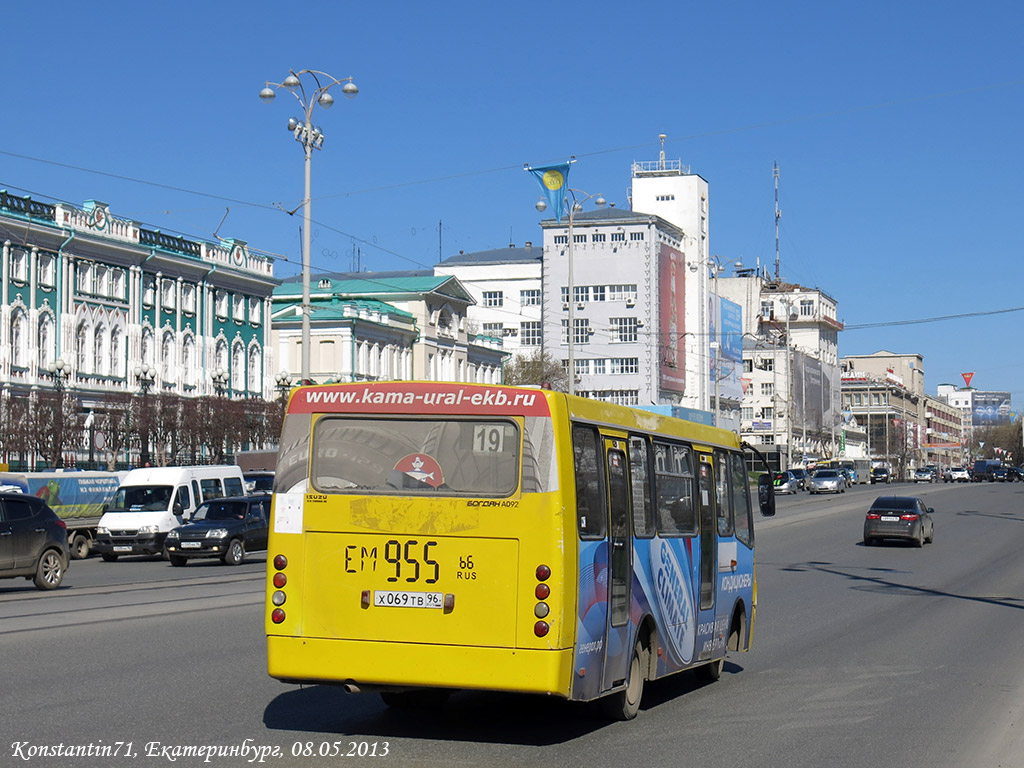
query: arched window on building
[
  {"left": 11, "top": 309, "right": 27, "bottom": 368},
  {"left": 182, "top": 336, "right": 195, "bottom": 387},
  {"left": 76, "top": 321, "right": 90, "bottom": 374},
  {"left": 37, "top": 313, "right": 54, "bottom": 371},
  {"left": 232, "top": 343, "right": 244, "bottom": 391},
  {"left": 94, "top": 324, "right": 108, "bottom": 376},
  {"left": 162, "top": 332, "right": 175, "bottom": 384},
  {"left": 141, "top": 328, "right": 154, "bottom": 368},
  {"left": 248, "top": 346, "right": 261, "bottom": 393},
  {"left": 110, "top": 327, "right": 124, "bottom": 378},
  {"left": 215, "top": 339, "right": 228, "bottom": 373}
]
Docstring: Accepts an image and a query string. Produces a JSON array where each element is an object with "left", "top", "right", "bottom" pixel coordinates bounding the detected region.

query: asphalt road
[{"left": 2, "top": 481, "right": 1022, "bottom": 768}]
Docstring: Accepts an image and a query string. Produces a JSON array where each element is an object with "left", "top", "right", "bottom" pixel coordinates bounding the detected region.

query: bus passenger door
[
  {"left": 602, "top": 439, "right": 635, "bottom": 692},
  {"left": 695, "top": 454, "right": 717, "bottom": 661}
]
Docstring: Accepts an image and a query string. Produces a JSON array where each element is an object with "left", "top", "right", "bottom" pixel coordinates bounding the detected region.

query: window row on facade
[{"left": 553, "top": 232, "right": 645, "bottom": 245}]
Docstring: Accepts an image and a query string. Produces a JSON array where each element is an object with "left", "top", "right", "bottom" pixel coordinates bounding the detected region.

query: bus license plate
[
  {"left": 374, "top": 590, "right": 443, "bottom": 609},
  {"left": 880, "top": 516, "right": 900, "bottom": 522}
]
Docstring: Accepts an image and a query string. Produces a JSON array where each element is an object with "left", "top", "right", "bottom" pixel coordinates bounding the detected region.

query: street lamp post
[
  {"left": 211, "top": 367, "right": 230, "bottom": 397},
  {"left": 260, "top": 69, "right": 358, "bottom": 384},
  {"left": 134, "top": 363, "right": 156, "bottom": 466},
  {"left": 47, "top": 358, "right": 69, "bottom": 468},
  {"left": 534, "top": 188, "right": 605, "bottom": 396},
  {"left": 275, "top": 371, "right": 293, "bottom": 407}
]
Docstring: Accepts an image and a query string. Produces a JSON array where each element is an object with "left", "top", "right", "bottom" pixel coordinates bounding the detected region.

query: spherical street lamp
[{"left": 259, "top": 68, "right": 359, "bottom": 384}]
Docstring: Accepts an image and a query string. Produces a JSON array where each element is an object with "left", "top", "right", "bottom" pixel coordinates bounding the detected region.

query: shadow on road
[
  {"left": 263, "top": 663, "right": 740, "bottom": 744},
  {"left": 770, "top": 559, "right": 1024, "bottom": 611}
]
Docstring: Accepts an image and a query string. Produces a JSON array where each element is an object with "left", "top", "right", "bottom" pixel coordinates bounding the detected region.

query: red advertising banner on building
[
  {"left": 658, "top": 242, "right": 686, "bottom": 394},
  {"left": 962, "top": 372, "right": 975, "bottom": 388}
]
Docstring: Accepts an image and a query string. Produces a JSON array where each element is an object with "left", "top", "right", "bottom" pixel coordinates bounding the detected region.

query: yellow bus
[{"left": 266, "top": 381, "right": 775, "bottom": 719}]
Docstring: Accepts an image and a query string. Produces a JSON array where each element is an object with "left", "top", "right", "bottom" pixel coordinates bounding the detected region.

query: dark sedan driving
[{"left": 864, "top": 496, "right": 934, "bottom": 547}]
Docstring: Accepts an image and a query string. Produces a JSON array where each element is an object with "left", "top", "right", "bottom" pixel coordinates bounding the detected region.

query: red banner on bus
[{"left": 287, "top": 382, "right": 552, "bottom": 417}]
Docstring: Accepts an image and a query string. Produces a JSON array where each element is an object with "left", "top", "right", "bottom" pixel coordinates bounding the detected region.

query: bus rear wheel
[{"left": 599, "top": 641, "right": 645, "bottom": 721}]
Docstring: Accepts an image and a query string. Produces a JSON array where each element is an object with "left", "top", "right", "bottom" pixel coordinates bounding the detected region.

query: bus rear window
[{"left": 310, "top": 416, "right": 520, "bottom": 496}]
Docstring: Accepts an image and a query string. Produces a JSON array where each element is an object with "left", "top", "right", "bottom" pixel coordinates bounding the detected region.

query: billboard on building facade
[
  {"left": 792, "top": 351, "right": 841, "bottom": 438},
  {"left": 711, "top": 296, "right": 743, "bottom": 403},
  {"left": 973, "top": 391, "right": 1012, "bottom": 425},
  {"left": 658, "top": 243, "right": 686, "bottom": 394}
]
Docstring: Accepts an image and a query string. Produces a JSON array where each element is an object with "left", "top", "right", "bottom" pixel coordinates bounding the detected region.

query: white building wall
[
  {"left": 434, "top": 252, "right": 542, "bottom": 358},
  {"left": 630, "top": 165, "right": 713, "bottom": 414},
  {"left": 539, "top": 211, "right": 675, "bottom": 405}
]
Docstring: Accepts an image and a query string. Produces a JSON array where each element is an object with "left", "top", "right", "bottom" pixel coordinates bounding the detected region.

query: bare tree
[{"left": 503, "top": 350, "right": 569, "bottom": 392}]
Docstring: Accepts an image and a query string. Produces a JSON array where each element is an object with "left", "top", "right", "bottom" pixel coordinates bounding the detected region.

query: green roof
[
  {"left": 272, "top": 297, "right": 415, "bottom": 325},
  {"left": 274, "top": 271, "right": 472, "bottom": 303}
]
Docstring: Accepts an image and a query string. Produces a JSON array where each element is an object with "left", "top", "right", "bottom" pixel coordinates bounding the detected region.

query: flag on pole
[{"left": 526, "top": 162, "right": 571, "bottom": 220}]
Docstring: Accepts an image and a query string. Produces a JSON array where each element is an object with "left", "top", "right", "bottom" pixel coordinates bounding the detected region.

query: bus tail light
[
  {"left": 533, "top": 565, "right": 552, "bottom": 636},
  {"left": 272, "top": 556, "right": 288, "bottom": 623}
]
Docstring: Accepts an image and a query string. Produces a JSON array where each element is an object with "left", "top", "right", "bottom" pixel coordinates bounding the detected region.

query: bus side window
[
  {"left": 730, "top": 453, "right": 753, "bottom": 547},
  {"left": 572, "top": 425, "right": 606, "bottom": 539},
  {"left": 715, "top": 450, "right": 734, "bottom": 537},
  {"left": 628, "top": 436, "right": 655, "bottom": 538},
  {"left": 654, "top": 441, "right": 696, "bottom": 536}
]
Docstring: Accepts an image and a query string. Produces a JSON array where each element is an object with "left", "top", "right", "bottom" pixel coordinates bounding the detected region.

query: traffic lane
[
  {"left": 753, "top": 483, "right": 1024, "bottom": 767},
  {"left": 0, "top": 556, "right": 265, "bottom": 635}
]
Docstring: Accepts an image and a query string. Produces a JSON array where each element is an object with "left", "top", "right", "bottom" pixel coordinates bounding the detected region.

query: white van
[{"left": 94, "top": 466, "right": 245, "bottom": 561}]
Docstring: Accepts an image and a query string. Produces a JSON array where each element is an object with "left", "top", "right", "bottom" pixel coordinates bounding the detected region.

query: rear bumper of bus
[{"left": 267, "top": 635, "right": 574, "bottom": 697}]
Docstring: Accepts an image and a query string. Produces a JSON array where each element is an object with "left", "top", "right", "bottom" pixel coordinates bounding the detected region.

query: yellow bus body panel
[{"left": 267, "top": 635, "right": 574, "bottom": 696}]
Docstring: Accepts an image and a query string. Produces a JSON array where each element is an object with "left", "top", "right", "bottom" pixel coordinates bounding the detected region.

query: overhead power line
[{"left": 844, "top": 305, "right": 1024, "bottom": 330}]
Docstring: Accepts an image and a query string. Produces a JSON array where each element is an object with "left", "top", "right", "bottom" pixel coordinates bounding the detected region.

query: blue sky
[{"left": 3, "top": 0, "right": 1022, "bottom": 404}]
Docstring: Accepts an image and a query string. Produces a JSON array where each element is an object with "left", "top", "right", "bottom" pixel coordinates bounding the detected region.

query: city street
[{"left": 3, "top": 481, "right": 1023, "bottom": 768}]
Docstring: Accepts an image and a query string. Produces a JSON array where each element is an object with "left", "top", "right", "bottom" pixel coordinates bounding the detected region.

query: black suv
[
  {"left": 0, "top": 492, "right": 70, "bottom": 590},
  {"left": 870, "top": 467, "right": 892, "bottom": 484},
  {"left": 163, "top": 495, "right": 269, "bottom": 567}
]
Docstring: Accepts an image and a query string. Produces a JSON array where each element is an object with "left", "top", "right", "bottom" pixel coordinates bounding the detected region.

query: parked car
[
  {"left": 870, "top": 467, "right": 892, "bottom": 484},
  {"left": 0, "top": 491, "right": 70, "bottom": 590},
  {"left": 163, "top": 495, "right": 270, "bottom": 567},
  {"left": 773, "top": 471, "right": 801, "bottom": 495},
  {"left": 786, "top": 468, "right": 810, "bottom": 490},
  {"left": 863, "top": 496, "right": 934, "bottom": 547},
  {"left": 945, "top": 467, "right": 970, "bottom": 483},
  {"left": 914, "top": 467, "right": 936, "bottom": 483},
  {"left": 809, "top": 469, "right": 845, "bottom": 494}
]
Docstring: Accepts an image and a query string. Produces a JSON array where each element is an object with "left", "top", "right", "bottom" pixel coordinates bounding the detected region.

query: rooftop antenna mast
[
  {"left": 774, "top": 161, "right": 781, "bottom": 280},
  {"left": 658, "top": 133, "right": 667, "bottom": 170}
]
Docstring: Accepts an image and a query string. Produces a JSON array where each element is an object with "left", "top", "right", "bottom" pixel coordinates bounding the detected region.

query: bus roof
[{"left": 286, "top": 381, "right": 741, "bottom": 452}]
